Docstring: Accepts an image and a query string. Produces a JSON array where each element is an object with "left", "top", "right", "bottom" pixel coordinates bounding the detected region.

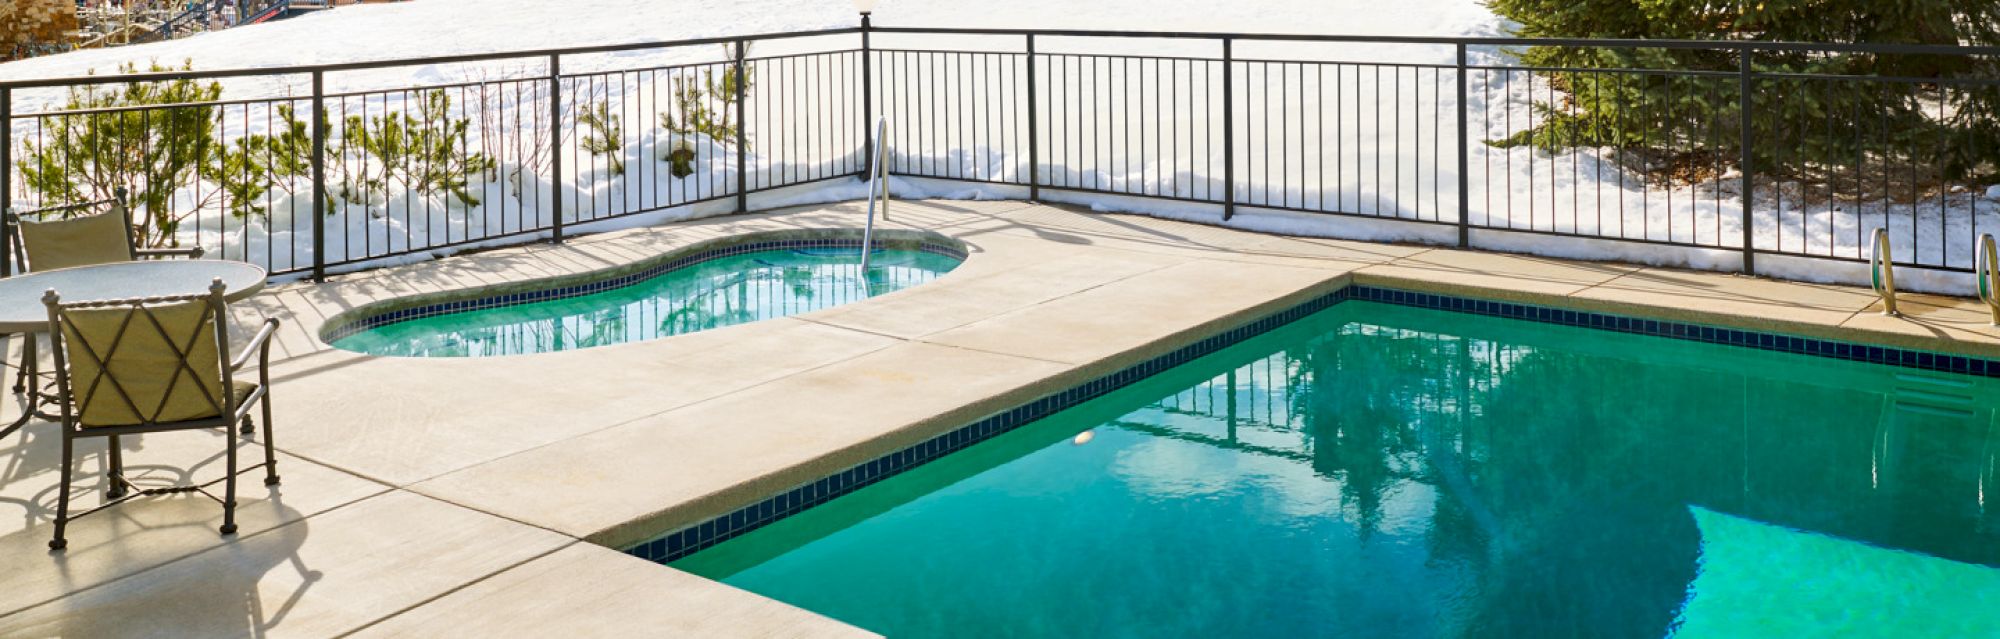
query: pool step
[
  {"left": 1871, "top": 380, "right": 1991, "bottom": 490},
  {"left": 1888, "top": 373, "right": 1979, "bottom": 417}
]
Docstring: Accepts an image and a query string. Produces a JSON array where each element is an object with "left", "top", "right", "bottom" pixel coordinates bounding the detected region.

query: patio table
[{"left": 0, "top": 260, "right": 267, "bottom": 436}]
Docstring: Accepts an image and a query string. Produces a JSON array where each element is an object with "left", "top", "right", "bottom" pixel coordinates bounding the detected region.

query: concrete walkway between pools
[{"left": 1, "top": 198, "right": 1995, "bottom": 636}]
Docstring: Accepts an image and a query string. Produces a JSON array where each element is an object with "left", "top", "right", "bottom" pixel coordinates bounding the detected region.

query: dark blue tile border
[
  {"left": 1343, "top": 286, "right": 1999, "bottom": 377},
  {"left": 322, "top": 237, "right": 968, "bottom": 343},
  {"left": 624, "top": 284, "right": 2000, "bottom": 564}
]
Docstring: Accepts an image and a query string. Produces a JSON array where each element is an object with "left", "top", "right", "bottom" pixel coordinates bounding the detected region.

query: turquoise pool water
[
  {"left": 332, "top": 248, "right": 959, "bottom": 357},
  {"left": 673, "top": 301, "right": 2000, "bottom": 638}
]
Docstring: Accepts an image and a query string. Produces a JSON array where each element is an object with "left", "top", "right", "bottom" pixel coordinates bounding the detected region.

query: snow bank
[{"left": 6, "top": 0, "right": 1996, "bottom": 295}]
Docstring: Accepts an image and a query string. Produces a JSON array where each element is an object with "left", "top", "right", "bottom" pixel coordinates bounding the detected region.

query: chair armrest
[
  {"left": 230, "top": 318, "right": 281, "bottom": 373},
  {"left": 137, "top": 246, "right": 205, "bottom": 260}
]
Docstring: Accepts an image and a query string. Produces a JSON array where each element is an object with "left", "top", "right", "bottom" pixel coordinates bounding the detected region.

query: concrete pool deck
[{"left": 1, "top": 198, "right": 1996, "bottom": 636}]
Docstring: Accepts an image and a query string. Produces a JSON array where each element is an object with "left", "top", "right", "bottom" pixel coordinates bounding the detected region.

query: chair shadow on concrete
[
  {"left": 0, "top": 420, "right": 321, "bottom": 638},
  {"left": 2, "top": 501, "right": 322, "bottom": 638}
]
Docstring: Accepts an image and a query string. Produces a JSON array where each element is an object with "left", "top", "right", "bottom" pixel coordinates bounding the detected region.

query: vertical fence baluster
[
  {"left": 1026, "top": 35, "right": 1039, "bottom": 200},
  {"left": 1, "top": 85, "right": 12, "bottom": 278},
  {"left": 1739, "top": 45, "right": 1756, "bottom": 275},
  {"left": 861, "top": 16, "right": 873, "bottom": 180},
  {"left": 310, "top": 71, "right": 327, "bottom": 281},
  {"left": 736, "top": 41, "right": 750, "bottom": 213},
  {"left": 548, "top": 54, "right": 565, "bottom": 244},
  {"left": 6, "top": 31, "right": 1981, "bottom": 281},
  {"left": 1456, "top": 43, "right": 1470, "bottom": 248},
  {"left": 1222, "top": 37, "right": 1235, "bottom": 221}
]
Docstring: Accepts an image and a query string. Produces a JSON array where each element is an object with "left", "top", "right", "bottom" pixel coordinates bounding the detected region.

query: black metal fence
[{"left": 4, "top": 23, "right": 1998, "bottom": 282}]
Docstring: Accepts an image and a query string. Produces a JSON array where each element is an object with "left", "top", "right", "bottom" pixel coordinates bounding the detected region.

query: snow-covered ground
[{"left": 4, "top": 0, "right": 1995, "bottom": 293}]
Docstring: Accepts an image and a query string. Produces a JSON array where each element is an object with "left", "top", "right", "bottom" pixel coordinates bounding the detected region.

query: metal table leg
[{"left": 1, "top": 333, "right": 40, "bottom": 438}]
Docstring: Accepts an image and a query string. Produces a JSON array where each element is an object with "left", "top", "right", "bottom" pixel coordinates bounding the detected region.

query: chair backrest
[
  {"left": 17, "top": 204, "right": 138, "bottom": 273},
  {"left": 43, "top": 282, "right": 232, "bottom": 428}
]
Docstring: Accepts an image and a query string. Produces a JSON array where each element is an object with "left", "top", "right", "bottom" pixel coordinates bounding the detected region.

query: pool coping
[{"left": 625, "top": 278, "right": 2000, "bottom": 565}]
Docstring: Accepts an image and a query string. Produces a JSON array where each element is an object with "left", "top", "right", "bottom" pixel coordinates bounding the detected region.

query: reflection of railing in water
[
  {"left": 1108, "top": 418, "right": 1315, "bottom": 464},
  {"left": 1142, "top": 322, "right": 1524, "bottom": 465},
  {"left": 1122, "top": 313, "right": 2000, "bottom": 567},
  {"left": 1984, "top": 412, "right": 1998, "bottom": 524},
  {"left": 1155, "top": 352, "right": 1304, "bottom": 439}
]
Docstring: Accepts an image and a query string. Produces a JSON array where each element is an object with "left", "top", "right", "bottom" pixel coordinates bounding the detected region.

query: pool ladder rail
[
  {"left": 1978, "top": 233, "right": 2000, "bottom": 326},
  {"left": 1871, "top": 228, "right": 1899, "bottom": 317},
  {"left": 1875, "top": 231, "right": 2000, "bottom": 324},
  {"left": 859, "top": 117, "right": 891, "bottom": 272}
]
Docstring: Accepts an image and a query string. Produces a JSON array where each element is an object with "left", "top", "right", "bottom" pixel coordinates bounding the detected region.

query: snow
[
  {"left": 0, "top": 0, "right": 1500, "bottom": 94},
  {"left": 5, "top": 0, "right": 1995, "bottom": 294}
]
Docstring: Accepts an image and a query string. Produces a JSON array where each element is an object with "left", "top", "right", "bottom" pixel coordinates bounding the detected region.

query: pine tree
[{"left": 1484, "top": 0, "right": 2000, "bottom": 187}]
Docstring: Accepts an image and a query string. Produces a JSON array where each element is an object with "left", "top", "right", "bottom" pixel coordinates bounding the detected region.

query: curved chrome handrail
[
  {"left": 1977, "top": 233, "right": 1999, "bottom": 326},
  {"left": 1871, "top": 228, "right": 1899, "bottom": 317},
  {"left": 859, "top": 117, "right": 890, "bottom": 272}
]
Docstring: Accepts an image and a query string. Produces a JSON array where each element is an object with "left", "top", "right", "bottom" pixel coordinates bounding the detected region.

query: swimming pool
[
  {"left": 328, "top": 238, "right": 962, "bottom": 357},
  {"left": 669, "top": 299, "right": 2000, "bottom": 638}
]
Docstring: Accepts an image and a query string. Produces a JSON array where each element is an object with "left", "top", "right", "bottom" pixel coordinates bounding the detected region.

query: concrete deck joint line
[{"left": 334, "top": 539, "right": 585, "bottom": 638}]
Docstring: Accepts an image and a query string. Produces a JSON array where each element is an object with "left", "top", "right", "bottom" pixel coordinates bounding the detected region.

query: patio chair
[
  {"left": 41, "top": 278, "right": 281, "bottom": 551},
  {"left": 6, "top": 188, "right": 204, "bottom": 274},
  {"left": 4, "top": 190, "right": 204, "bottom": 405}
]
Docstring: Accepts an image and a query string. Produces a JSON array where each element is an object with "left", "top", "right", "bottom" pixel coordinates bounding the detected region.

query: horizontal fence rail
[{"left": 4, "top": 25, "right": 1998, "bottom": 283}]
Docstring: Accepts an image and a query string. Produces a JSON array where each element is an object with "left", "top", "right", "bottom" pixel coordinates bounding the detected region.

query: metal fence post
[
  {"left": 309, "top": 71, "right": 327, "bottom": 282},
  {"left": 1221, "top": 37, "right": 1235, "bottom": 221},
  {"left": 1456, "top": 43, "right": 1470, "bottom": 248},
  {"left": 735, "top": 40, "right": 749, "bottom": 213},
  {"left": 1026, "top": 34, "right": 1039, "bottom": 201},
  {"left": 549, "top": 54, "right": 565, "bottom": 244},
  {"left": 1, "top": 85, "right": 12, "bottom": 278},
  {"left": 860, "top": 14, "right": 873, "bottom": 181},
  {"left": 1738, "top": 46, "right": 1756, "bottom": 276}
]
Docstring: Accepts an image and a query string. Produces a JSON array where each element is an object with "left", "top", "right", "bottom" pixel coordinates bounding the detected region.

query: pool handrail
[
  {"left": 860, "top": 117, "right": 890, "bottom": 272},
  {"left": 1871, "top": 228, "right": 1899, "bottom": 316},
  {"left": 1978, "top": 233, "right": 1999, "bottom": 325}
]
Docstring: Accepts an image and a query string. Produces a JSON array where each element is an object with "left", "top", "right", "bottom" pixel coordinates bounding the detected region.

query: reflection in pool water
[
  {"left": 673, "top": 301, "right": 2000, "bottom": 638},
  {"left": 333, "top": 248, "right": 960, "bottom": 357}
]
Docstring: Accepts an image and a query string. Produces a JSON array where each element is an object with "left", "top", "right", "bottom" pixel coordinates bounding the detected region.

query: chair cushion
[
  {"left": 60, "top": 299, "right": 226, "bottom": 428},
  {"left": 20, "top": 210, "right": 134, "bottom": 272}
]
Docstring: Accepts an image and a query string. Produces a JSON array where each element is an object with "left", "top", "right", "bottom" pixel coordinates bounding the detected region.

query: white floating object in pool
[{"left": 1072, "top": 430, "right": 1094, "bottom": 446}]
